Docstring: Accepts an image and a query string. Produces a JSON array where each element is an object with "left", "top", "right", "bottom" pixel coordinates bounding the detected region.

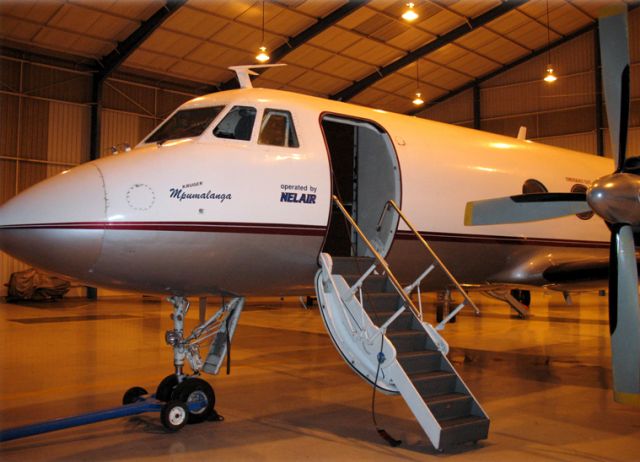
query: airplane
[{"left": 0, "top": 7, "right": 637, "bottom": 452}]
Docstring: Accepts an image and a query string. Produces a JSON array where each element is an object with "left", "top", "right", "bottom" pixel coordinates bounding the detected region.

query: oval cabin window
[
  {"left": 522, "top": 179, "right": 548, "bottom": 194},
  {"left": 571, "top": 184, "right": 594, "bottom": 220}
]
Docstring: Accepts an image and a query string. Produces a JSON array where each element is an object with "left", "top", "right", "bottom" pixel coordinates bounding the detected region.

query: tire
[
  {"left": 122, "top": 386, "right": 148, "bottom": 405},
  {"left": 160, "top": 401, "right": 189, "bottom": 431},
  {"left": 156, "top": 374, "right": 179, "bottom": 402},
  {"left": 510, "top": 289, "right": 531, "bottom": 307},
  {"left": 171, "top": 378, "right": 215, "bottom": 424}
]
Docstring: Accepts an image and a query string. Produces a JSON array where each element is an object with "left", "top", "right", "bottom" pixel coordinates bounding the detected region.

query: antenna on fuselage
[{"left": 228, "top": 64, "right": 286, "bottom": 89}]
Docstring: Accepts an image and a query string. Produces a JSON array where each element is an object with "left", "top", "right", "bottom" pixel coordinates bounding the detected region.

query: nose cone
[{"left": 0, "top": 163, "right": 106, "bottom": 280}]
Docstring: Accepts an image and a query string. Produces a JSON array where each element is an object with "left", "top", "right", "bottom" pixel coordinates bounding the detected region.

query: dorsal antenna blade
[{"left": 228, "top": 64, "right": 287, "bottom": 89}]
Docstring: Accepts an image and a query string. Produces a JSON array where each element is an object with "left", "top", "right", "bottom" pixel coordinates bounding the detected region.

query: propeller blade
[
  {"left": 464, "top": 193, "right": 590, "bottom": 226},
  {"left": 609, "top": 224, "right": 640, "bottom": 405},
  {"left": 599, "top": 7, "right": 630, "bottom": 171}
]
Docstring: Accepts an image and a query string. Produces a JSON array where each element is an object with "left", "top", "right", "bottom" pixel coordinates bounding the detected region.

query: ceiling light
[
  {"left": 542, "top": 0, "right": 557, "bottom": 84},
  {"left": 256, "top": 0, "right": 270, "bottom": 63},
  {"left": 544, "top": 65, "right": 557, "bottom": 83},
  {"left": 412, "top": 92, "right": 424, "bottom": 106},
  {"left": 402, "top": 3, "right": 418, "bottom": 22},
  {"left": 256, "top": 46, "right": 270, "bottom": 63}
]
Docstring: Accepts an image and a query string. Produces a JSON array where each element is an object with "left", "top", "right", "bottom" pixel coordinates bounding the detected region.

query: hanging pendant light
[
  {"left": 543, "top": 0, "right": 556, "bottom": 83},
  {"left": 256, "top": 0, "right": 270, "bottom": 63},
  {"left": 402, "top": 2, "right": 419, "bottom": 22},
  {"left": 544, "top": 65, "right": 557, "bottom": 83},
  {"left": 412, "top": 59, "right": 424, "bottom": 106},
  {"left": 256, "top": 46, "right": 270, "bottom": 63}
]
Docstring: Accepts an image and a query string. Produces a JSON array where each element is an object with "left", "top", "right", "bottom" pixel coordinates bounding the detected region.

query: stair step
[
  {"left": 425, "top": 393, "right": 473, "bottom": 421},
  {"left": 367, "top": 309, "right": 414, "bottom": 330},
  {"left": 317, "top": 252, "right": 490, "bottom": 451},
  {"left": 386, "top": 329, "right": 429, "bottom": 352},
  {"left": 361, "top": 293, "right": 402, "bottom": 312},
  {"left": 397, "top": 350, "right": 442, "bottom": 374},
  {"left": 409, "top": 370, "right": 458, "bottom": 397},
  {"left": 343, "top": 274, "right": 392, "bottom": 293},
  {"left": 439, "top": 416, "right": 490, "bottom": 449},
  {"left": 331, "top": 256, "right": 375, "bottom": 275}
]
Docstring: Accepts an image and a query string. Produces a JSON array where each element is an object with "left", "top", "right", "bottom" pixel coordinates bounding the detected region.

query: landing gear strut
[{"left": 0, "top": 295, "right": 243, "bottom": 440}]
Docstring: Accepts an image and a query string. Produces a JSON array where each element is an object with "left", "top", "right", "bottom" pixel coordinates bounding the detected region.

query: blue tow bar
[{"left": 0, "top": 397, "right": 203, "bottom": 442}]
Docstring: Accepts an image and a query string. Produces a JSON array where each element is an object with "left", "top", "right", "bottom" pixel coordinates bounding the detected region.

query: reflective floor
[{"left": 0, "top": 291, "right": 639, "bottom": 461}]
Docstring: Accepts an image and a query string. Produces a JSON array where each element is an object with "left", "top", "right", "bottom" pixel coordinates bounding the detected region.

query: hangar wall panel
[
  {"left": 0, "top": 56, "right": 197, "bottom": 295},
  {"left": 48, "top": 102, "right": 91, "bottom": 165},
  {"left": 422, "top": 8, "right": 639, "bottom": 158},
  {"left": 422, "top": 89, "right": 473, "bottom": 126},
  {"left": 534, "top": 132, "right": 597, "bottom": 154},
  {"left": 100, "top": 110, "right": 146, "bottom": 157}
]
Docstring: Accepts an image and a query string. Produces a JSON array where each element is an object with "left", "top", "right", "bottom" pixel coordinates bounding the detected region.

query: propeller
[{"left": 465, "top": 7, "right": 640, "bottom": 405}]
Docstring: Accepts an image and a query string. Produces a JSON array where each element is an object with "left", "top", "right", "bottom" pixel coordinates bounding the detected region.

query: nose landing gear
[{"left": 0, "top": 295, "right": 242, "bottom": 441}]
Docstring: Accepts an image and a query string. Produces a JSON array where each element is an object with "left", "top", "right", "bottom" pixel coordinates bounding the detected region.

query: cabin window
[
  {"left": 522, "top": 179, "right": 548, "bottom": 194},
  {"left": 213, "top": 106, "right": 257, "bottom": 141},
  {"left": 146, "top": 106, "right": 224, "bottom": 143},
  {"left": 571, "top": 184, "right": 594, "bottom": 220},
  {"left": 258, "top": 109, "right": 299, "bottom": 148}
]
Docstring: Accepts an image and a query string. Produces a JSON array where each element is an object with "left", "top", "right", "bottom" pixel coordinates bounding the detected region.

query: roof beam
[
  {"left": 410, "top": 4, "right": 639, "bottom": 117},
  {"left": 218, "top": 0, "right": 370, "bottom": 91},
  {"left": 330, "top": 0, "right": 527, "bottom": 102},
  {"left": 96, "top": 0, "right": 186, "bottom": 81}
]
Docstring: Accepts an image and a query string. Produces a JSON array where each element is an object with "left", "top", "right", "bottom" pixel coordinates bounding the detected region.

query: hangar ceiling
[{"left": 0, "top": 0, "right": 635, "bottom": 116}]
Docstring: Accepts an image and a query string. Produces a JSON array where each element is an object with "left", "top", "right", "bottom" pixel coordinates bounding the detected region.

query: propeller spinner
[{"left": 465, "top": 7, "right": 640, "bottom": 405}]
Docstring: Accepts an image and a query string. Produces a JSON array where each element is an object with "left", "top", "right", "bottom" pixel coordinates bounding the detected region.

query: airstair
[{"left": 314, "top": 197, "right": 489, "bottom": 451}]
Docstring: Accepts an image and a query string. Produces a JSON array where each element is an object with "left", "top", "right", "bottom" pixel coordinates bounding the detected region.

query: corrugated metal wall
[
  {"left": 0, "top": 56, "right": 196, "bottom": 296},
  {"left": 424, "top": 8, "right": 640, "bottom": 157},
  {"left": 1, "top": 10, "right": 638, "bottom": 296},
  {"left": 0, "top": 57, "right": 94, "bottom": 296}
]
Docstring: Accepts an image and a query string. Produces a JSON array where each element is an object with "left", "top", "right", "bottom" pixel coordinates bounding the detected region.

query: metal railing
[
  {"left": 376, "top": 199, "right": 480, "bottom": 329},
  {"left": 331, "top": 195, "right": 424, "bottom": 331}
]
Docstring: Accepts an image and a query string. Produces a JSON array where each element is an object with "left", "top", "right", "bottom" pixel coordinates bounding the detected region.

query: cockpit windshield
[{"left": 146, "top": 106, "right": 224, "bottom": 143}]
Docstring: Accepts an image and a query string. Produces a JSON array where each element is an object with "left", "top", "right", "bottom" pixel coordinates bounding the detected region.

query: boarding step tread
[
  {"left": 440, "top": 415, "right": 488, "bottom": 429},
  {"left": 397, "top": 350, "right": 441, "bottom": 360},
  {"left": 424, "top": 392, "right": 474, "bottom": 421},
  {"left": 360, "top": 293, "right": 403, "bottom": 313},
  {"left": 424, "top": 392, "right": 469, "bottom": 406},
  {"left": 438, "top": 415, "right": 490, "bottom": 448},
  {"left": 342, "top": 274, "right": 392, "bottom": 293},
  {"left": 367, "top": 309, "right": 414, "bottom": 329},
  {"left": 409, "top": 370, "right": 456, "bottom": 381}
]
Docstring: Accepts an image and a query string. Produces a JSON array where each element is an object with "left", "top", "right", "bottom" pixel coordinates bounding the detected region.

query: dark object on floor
[{"left": 5, "top": 268, "right": 70, "bottom": 301}]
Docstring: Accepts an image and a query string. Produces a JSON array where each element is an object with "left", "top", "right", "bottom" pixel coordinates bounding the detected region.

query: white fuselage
[{"left": 0, "top": 88, "right": 612, "bottom": 296}]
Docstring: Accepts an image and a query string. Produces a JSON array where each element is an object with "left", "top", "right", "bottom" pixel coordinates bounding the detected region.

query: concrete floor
[{"left": 0, "top": 291, "right": 639, "bottom": 461}]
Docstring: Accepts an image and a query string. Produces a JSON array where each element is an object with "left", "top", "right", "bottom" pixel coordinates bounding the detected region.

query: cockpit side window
[
  {"left": 258, "top": 109, "right": 299, "bottom": 148},
  {"left": 213, "top": 106, "right": 257, "bottom": 141},
  {"left": 146, "top": 106, "right": 224, "bottom": 143}
]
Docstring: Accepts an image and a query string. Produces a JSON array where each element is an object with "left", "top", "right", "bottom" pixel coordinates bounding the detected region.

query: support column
[
  {"left": 473, "top": 83, "right": 481, "bottom": 130},
  {"left": 86, "top": 75, "right": 102, "bottom": 300},
  {"left": 594, "top": 27, "right": 605, "bottom": 157}
]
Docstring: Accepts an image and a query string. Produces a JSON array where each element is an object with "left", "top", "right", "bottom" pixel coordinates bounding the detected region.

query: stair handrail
[
  {"left": 376, "top": 200, "right": 480, "bottom": 316},
  {"left": 331, "top": 195, "right": 424, "bottom": 324}
]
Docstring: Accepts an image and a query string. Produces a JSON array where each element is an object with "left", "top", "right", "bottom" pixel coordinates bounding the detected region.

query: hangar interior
[
  {"left": 1, "top": 1, "right": 639, "bottom": 292},
  {"left": 1, "top": 0, "right": 640, "bottom": 459}
]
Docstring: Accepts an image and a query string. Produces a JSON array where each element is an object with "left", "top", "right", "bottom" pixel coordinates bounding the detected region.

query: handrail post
[
  {"left": 383, "top": 200, "right": 480, "bottom": 316},
  {"left": 331, "top": 196, "right": 424, "bottom": 322}
]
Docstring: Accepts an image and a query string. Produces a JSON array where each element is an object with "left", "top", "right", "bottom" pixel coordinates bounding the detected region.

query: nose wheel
[
  {"left": 161, "top": 401, "right": 189, "bottom": 431},
  {"left": 122, "top": 375, "right": 219, "bottom": 431}
]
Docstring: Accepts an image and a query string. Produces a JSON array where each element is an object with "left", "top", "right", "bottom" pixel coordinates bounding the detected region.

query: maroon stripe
[
  {"left": 395, "top": 230, "right": 609, "bottom": 249},
  {"left": 0, "top": 221, "right": 327, "bottom": 237}
]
